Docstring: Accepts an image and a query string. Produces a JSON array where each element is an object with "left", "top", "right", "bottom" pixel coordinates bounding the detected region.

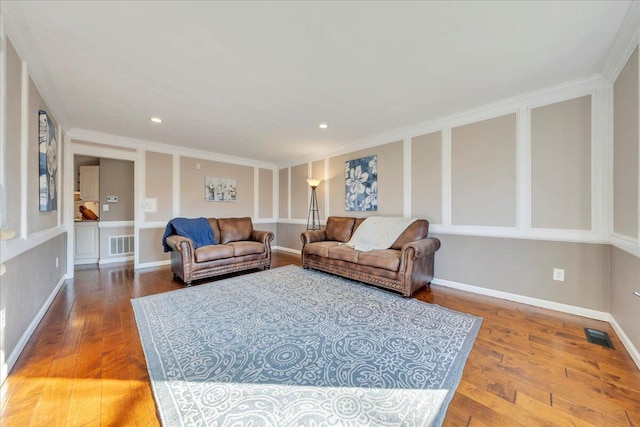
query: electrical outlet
[
  {"left": 1, "top": 308, "right": 5, "bottom": 330},
  {"left": 196, "top": 163, "right": 201, "bottom": 170},
  {"left": 553, "top": 268, "right": 565, "bottom": 282},
  {"left": 55, "top": 257, "right": 59, "bottom": 268},
  {"left": 103, "top": 204, "right": 109, "bottom": 212}
]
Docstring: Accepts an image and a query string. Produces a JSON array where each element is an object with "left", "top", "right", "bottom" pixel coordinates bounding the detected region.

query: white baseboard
[
  {"left": 74, "top": 258, "right": 98, "bottom": 265},
  {"left": 432, "top": 278, "right": 611, "bottom": 321},
  {"left": 432, "top": 277, "right": 640, "bottom": 371},
  {"left": 609, "top": 316, "right": 640, "bottom": 371},
  {"left": 98, "top": 255, "right": 134, "bottom": 266},
  {"left": 1, "top": 274, "right": 67, "bottom": 385},
  {"left": 137, "top": 259, "right": 171, "bottom": 269},
  {"left": 273, "top": 246, "right": 301, "bottom": 255}
]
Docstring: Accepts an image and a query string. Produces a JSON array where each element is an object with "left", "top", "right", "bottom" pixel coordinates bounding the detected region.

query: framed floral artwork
[
  {"left": 345, "top": 155, "right": 377, "bottom": 211},
  {"left": 39, "top": 110, "right": 57, "bottom": 211},
  {"left": 205, "top": 176, "right": 237, "bottom": 202}
]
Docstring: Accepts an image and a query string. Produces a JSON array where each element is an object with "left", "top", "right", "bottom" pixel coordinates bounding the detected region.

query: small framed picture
[{"left": 205, "top": 176, "right": 237, "bottom": 202}]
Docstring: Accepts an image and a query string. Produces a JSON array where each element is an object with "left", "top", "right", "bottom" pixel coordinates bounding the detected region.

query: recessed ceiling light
[
  {"left": 150, "top": 117, "right": 163, "bottom": 123},
  {"left": 319, "top": 123, "right": 328, "bottom": 129}
]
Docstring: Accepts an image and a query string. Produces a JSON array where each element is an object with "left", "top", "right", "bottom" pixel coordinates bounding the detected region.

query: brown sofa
[
  {"left": 165, "top": 217, "right": 273, "bottom": 286},
  {"left": 301, "top": 216, "right": 440, "bottom": 297}
]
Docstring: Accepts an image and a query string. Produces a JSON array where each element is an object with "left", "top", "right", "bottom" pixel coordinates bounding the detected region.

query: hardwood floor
[{"left": 1, "top": 251, "right": 639, "bottom": 426}]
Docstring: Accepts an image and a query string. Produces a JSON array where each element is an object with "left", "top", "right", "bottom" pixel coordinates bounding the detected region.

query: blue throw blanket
[{"left": 162, "top": 217, "right": 216, "bottom": 252}]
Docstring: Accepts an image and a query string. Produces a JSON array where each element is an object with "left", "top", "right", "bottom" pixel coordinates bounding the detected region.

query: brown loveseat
[
  {"left": 165, "top": 217, "right": 273, "bottom": 286},
  {"left": 301, "top": 216, "right": 440, "bottom": 297}
]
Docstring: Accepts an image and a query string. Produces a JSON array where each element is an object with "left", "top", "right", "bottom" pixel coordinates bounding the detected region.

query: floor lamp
[{"left": 306, "top": 178, "right": 322, "bottom": 231}]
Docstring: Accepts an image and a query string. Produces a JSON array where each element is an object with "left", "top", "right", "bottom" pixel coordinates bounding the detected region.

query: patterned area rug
[{"left": 132, "top": 265, "right": 481, "bottom": 426}]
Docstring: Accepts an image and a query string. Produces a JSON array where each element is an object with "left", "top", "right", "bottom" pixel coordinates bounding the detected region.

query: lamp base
[{"left": 306, "top": 187, "right": 321, "bottom": 231}]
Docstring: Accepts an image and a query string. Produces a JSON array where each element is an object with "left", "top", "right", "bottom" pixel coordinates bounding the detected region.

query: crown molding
[
  {"left": 68, "top": 128, "right": 278, "bottom": 170},
  {"left": 601, "top": 1, "right": 640, "bottom": 83},
  {"left": 1, "top": 2, "right": 69, "bottom": 129},
  {"left": 277, "top": 74, "right": 608, "bottom": 168}
]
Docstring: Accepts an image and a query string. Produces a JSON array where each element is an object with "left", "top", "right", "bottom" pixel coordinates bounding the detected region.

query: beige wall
[
  {"left": 145, "top": 151, "right": 173, "bottom": 222},
  {"left": 531, "top": 96, "right": 592, "bottom": 230},
  {"left": 433, "top": 234, "right": 610, "bottom": 312},
  {"left": 613, "top": 47, "right": 639, "bottom": 239},
  {"left": 99, "top": 158, "right": 134, "bottom": 221},
  {"left": 258, "top": 168, "right": 273, "bottom": 219},
  {"left": 5, "top": 37, "right": 22, "bottom": 233},
  {"left": 0, "top": 234, "right": 66, "bottom": 366},
  {"left": 139, "top": 227, "right": 170, "bottom": 264},
  {"left": 290, "top": 164, "right": 308, "bottom": 220},
  {"left": 276, "top": 222, "right": 306, "bottom": 251},
  {"left": 328, "top": 140, "right": 403, "bottom": 217},
  {"left": 99, "top": 226, "right": 134, "bottom": 260},
  {"left": 411, "top": 131, "right": 442, "bottom": 224},
  {"left": 180, "top": 157, "right": 254, "bottom": 218},
  {"left": 279, "top": 168, "right": 288, "bottom": 219},
  {"left": 1, "top": 35, "right": 69, "bottom": 381},
  {"left": 27, "top": 78, "right": 59, "bottom": 234},
  {"left": 451, "top": 114, "right": 517, "bottom": 227},
  {"left": 610, "top": 248, "right": 640, "bottom": 354},
  {"left": 610, "top": 46, "right": 640, "bottom": 360}
]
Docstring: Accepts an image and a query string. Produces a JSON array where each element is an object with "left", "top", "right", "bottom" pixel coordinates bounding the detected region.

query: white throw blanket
[{"left": 343, "top": 217, "right": 417, "bottom": 252}]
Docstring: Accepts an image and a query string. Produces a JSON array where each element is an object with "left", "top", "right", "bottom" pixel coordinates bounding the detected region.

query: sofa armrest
[
  {"left": 165, "top": 235, "right": 195, "bottom": 255},
  {"left": 401, "top": 237, "right": 441, "bottom": 261},
  {"left": 301, "top": 230, "right": 327, "bottom": 246},
  {"left": 251, "top": 229, "right": 274, "bottom": 245}
]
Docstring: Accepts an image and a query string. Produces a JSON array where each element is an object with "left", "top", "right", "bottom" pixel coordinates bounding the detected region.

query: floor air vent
[
  {"left": 584, "top": 328, "right": 614, "bottom": 349},
  {"left": 109, "top": 235, "right": 134, "bottom": 256}
]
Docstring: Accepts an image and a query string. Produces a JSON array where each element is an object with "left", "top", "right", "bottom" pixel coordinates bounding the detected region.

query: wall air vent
[
  {"left": 584, "top": 328, "right": 614, "bottom": 349},
  {"left": 109, "top": 235, "right": 134, "bottom": 256}
]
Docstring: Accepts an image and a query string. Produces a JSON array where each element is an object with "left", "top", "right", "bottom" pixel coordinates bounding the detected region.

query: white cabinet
[
  {"left": 79, "top": 166, "right": 100, "bottom": 201},
  {"left": 74, "top": 222, "right": 99, "bottom": 264}
]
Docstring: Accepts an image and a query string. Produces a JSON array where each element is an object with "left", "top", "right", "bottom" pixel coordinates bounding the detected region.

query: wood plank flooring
[{"left": 1, "top": 251, "right": 639, "bottom": 426}]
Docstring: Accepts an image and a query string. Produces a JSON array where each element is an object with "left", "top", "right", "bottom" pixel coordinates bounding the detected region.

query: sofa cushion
[
  {"left": 218, "top": 217, "right": 253, "bottom": 244},
  {"left": 325, "top": 217, "right": 355, "bottom": 243},
  {"left": 390, "top": 219, "right": 429, "bottom": 250},
  {"left": 328, "top": 245, "right": 360, "bottom": 263},
  {"left": 305, "top": 241, "right": 340, "bottom": 258},
  {"left": 228, "top": 241, "right": 264, "bottom": 256},
  {"left": 195, "top": 244, "right": 234, "bottom": 263},
  {"left": 358, "top": 249, "right": 401, "bottom": 272},
  {"left": 208, "top": 218, "right": 221, "bottom": 245},
  {"left": 352, "top": 217, "right": 366, "bottom": 233}
]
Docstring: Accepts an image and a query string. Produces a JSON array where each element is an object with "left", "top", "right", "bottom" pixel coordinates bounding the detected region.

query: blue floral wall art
[
  {"left": 39, "top": 110, "right": 57, "bottom": 212},
  {"left": 345, "top": 155, "right": 377, "bottom": 211}
]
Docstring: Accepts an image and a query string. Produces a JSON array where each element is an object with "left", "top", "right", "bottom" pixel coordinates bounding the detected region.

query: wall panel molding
[{"left": 611, "top": 233, "right": 640, "bottom": 259}]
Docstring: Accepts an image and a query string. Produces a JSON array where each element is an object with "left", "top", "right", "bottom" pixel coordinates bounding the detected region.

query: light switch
[{"left": 142, "top": 198, "right": 158, "bottom": 213}]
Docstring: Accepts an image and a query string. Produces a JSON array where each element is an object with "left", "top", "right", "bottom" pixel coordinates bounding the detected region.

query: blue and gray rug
[{"left": 132, "top": 265, "right": 481, "bottom": 426}]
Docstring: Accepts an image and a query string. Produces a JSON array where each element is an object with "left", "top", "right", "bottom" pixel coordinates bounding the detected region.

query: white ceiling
[{"left": 2, "top": 1, "right": 633, "bottom": 165}]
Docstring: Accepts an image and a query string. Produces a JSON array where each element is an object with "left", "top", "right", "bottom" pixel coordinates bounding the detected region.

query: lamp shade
[{"left": 306, "top": 178, "right": 322, "bottom": 188}]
